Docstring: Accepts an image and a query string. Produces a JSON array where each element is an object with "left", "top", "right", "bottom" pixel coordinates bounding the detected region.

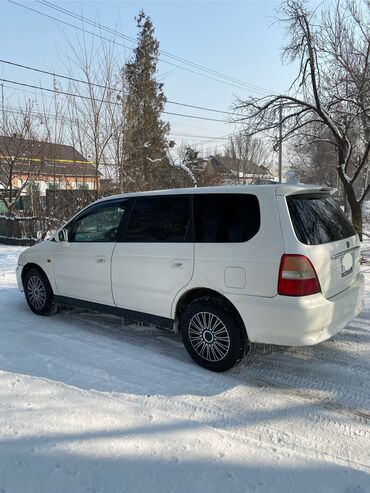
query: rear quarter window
[
  {"left": 287, "top": 194, "right": 356, "bottom": 245},
  {"left": 194, "top": 193, "right": 260, "bottom": 243}
]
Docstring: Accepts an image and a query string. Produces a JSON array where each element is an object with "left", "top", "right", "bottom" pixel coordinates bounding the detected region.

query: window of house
[
  {"left": 123, "top": 196, "right": 191, "bottom": 242},
  {"left": 193, "top": 193, "right": 260, "bottom": 243}
]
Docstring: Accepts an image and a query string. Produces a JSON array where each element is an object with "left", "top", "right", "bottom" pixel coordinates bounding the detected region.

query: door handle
[{"left": 95, "top": 256, "right": 106, "bottom": 263}]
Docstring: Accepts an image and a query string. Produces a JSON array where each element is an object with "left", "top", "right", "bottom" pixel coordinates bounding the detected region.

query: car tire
[
  {"left": 24, "top": 268, "right": 54, "bottom": 316},
  {"left": 180, "top": 296, "right": 246, "bottom": 372}
]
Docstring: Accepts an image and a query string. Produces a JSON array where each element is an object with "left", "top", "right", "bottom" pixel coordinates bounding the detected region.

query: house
[
  {"left": 207, "top": 155, "right": 274, "bottom": 184},
  {"left": 0, "top": 135, "right": 100, "bottom": 197}
]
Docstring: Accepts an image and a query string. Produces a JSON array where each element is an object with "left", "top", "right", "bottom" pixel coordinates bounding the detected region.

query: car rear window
[{"left": 287, "top": 194, "right": 356, "bottom": 245}]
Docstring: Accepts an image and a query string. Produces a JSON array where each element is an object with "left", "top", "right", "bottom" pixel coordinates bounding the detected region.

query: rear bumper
[{"left": 228, "top": 272, "right": 364, "bottom": 346}]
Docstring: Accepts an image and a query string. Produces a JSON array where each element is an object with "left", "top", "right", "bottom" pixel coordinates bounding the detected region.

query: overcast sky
[{"left": 1, "top": 0, "right": 299, "bottom": 159}]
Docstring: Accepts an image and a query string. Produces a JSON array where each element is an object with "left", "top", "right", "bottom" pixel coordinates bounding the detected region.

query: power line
[
  {"left": 1, "top": 103, "right": 274, "bottom": 155},
  {"left": 1, "top": 90, "right": 228, "bottom": 138},
  {"left": 8, "top": 0, "right": 273, "bottom": 96},
  {"left": 1, "top": 104, "right": 234, "bottom": 152},
  {"left": 170, "top": 133, "right": 230, "bottom": 141},
  {"left": 0, "top": 78, "right": 231, "bottom": 123},
  {"left": 0, "top": 59, "right": 109, "bottom": 92},
  {"left": 2, "top": 96, "right": 275, "bottom": 154},
  {"left": 37, "top": 0, "right": 274, "bottom": 95},
  {"left": 38, "top": 0, "right": 275, "bottom": 95},
  {"left": 0, "top": 58, "right": 239, "bottom": 116},
  {"left": 3, "top": 93, "right": 275, "bottom": 147},
  {"left": 2, "top": 103, "right": 233, "bottom": 141}
]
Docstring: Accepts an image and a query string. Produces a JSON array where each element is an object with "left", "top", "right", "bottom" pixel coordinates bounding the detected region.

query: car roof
[
  {"left": 95, "top": 184, "right": 334, "bottom": 204},
  {"left": 59, "top": 183, "right": 335, "bottom": 231}
]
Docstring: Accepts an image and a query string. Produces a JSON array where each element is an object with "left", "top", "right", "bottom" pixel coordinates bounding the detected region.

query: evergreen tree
[
  {"left": 183, "top": 146, "right": 206, "bottom": 173},
  {"left": 122, "top": 10, "right": 171, "bottom": 191}
]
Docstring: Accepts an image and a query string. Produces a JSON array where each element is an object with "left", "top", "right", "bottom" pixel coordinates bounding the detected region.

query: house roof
[
  {"left": 208, "top": 155, "right": 271, "bottom": 176},
  {"left": 0, "top": 136, "right": 88, "bottom": 162},
  {"left": 11, "top": 160, "right": 99, "bottom": 178},
  {"left": 0, "top": 135, "right": 99, "bottom": 178}
]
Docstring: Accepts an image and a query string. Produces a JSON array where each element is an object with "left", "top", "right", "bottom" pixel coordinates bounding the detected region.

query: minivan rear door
[
  {"left": 280, "top": 192, "right": 360, "bottom": 299},
  {"left": 111, "top": 194, "right": 193, "bottom": 319}
]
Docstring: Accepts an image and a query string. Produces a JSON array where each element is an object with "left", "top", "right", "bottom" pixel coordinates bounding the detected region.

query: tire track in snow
[
  {"left": 242, "top": 364, "right": 369, "bottom": 418},
  {"left": 239, "top": 347, "right": 369, "bottom": 406},
  {"left": 121, "top": 383, "right": 370, "bottom": 473},
  {"left": 241, "top": 372, "right": 370, "bottom": 423},
  {"left": 299, "top": 346, "right": 370, "bottom": 374}
]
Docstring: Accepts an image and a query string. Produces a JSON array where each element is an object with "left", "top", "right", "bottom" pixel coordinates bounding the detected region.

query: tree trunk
[
  {"left": 337, "top": 148, "right": 363, "bottom": 241},
  {"left": 347, "top": 192, "right": 362, "bottom": 241},
  {"left": 343, "top": 179, "right": 362, "bottom": 241}
]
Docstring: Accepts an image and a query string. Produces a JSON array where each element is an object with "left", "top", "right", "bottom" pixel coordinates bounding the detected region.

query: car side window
[
  {"left": 123, "top": 195, "right": 191, "bottom": 242},
  {"left": 194, "top": 193, "right": 260, "bottom": 243},
  {"left": 69, "top": 201, "right": 128, "bottom": 243}
]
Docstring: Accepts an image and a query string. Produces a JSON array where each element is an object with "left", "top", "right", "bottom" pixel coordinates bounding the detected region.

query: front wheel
[
  {"left": 24, "top": 268, "right": 54, "bottom": 315},
  {"left": 180, "top": 297, "right": 246, "bottom": 372}
]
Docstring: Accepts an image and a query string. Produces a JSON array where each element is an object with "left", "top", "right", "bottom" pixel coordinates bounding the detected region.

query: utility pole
[
  {"left": 278, "top": 102, "right": 283, "bottom": 184},
  {"left": 29, "top": 160, "right": 34, "bottom": 215},
  {"left": 1, "top": 83, "right": 4, "bottom": 124}
]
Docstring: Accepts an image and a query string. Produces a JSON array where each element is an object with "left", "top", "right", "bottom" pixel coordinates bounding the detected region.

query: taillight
[{"left": 278, "top": 254, "right": 321, "bottom": 296}]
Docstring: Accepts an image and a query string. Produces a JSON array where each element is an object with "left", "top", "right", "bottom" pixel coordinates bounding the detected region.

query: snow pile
[{"left": 0, "top": 245, "right": 369, "bottom": 492}]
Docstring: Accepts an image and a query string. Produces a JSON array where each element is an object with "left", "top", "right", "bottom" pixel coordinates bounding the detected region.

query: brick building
[{"left": 0, "top": 135, "right": 100, "bottom": 197}]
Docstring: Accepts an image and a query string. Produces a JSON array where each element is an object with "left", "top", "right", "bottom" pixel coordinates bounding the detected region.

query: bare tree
[
  {"left": 0, "top": 102, "right": 46, "bottom": 213},
  {"left": 105, "top": 75, "right": 126, "bottom": 192},
  {"left": 289, "top": 122, "right": 338, "bottom": 187},
  {"left": 63, "top": 29, "right": 126, "bottom": 198},
  {"left": 235, "top": 0, "right": 370, "bottom": 238},
  {"left": 224, "top": 134, "right": 270, "bottom": 184}
]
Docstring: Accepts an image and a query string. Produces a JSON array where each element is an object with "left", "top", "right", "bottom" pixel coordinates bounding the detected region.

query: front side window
[
  {"left": 194, "top": 193, "right": 260, "bottom": 243},
  {"left": 69, "top": 201, "right": 127, "bottom": 242},
  {"left": 124, "top": 195, "right": 191, "bottom": 242}
]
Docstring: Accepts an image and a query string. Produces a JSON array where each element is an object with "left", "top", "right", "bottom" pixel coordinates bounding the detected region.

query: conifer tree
[{"left": 122, "top": 10, "right": 171, "bottom": 191}]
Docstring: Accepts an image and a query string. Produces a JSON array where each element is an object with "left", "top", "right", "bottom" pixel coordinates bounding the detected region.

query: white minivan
[{"left": 16, "top": 185, "right": 364, "bottom": 372}]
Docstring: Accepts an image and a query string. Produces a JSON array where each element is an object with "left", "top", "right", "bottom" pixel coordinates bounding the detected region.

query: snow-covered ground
[{"left": 0, "top": 245, "right": 369, "bottom": 493}]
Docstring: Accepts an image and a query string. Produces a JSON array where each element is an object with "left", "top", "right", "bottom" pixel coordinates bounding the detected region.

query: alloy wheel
[
  {"left": 27, "top": 275, "right": 47, "bottom": 310},
  {"left": 188, "top": 311, "right": 231, "bottom": 362}
]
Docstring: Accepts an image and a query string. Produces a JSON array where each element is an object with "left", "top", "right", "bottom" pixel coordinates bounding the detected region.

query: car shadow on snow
[
  {"left": 1, "top": 288, "right": 369, "bottom": 420},
  {"left": 0, "top": 423, "right": 369, "bottom": 493},
  {"left": 56, "top": 305, "right": 370, "bottom": 406}
]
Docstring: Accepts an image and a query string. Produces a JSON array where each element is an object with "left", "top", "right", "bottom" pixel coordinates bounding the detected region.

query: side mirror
[{"left": 58, "top": 229, "right": 69, "bottom": 244}]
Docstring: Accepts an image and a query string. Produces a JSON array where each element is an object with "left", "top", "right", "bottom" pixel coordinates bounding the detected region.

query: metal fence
[
  {"left": 0, "top": 190, "right": 95, "bottom": 245},
  {"left": 0, "top": 214, "right": 61, "bottom": 246}
]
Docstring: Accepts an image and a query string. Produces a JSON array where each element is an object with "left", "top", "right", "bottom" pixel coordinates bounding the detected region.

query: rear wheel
[
  {"left": 24, "top": 268, "right": 54, "bottom": 315},
  {"left": 180, "top": 297, "right": 246, "bottom": 372}
]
